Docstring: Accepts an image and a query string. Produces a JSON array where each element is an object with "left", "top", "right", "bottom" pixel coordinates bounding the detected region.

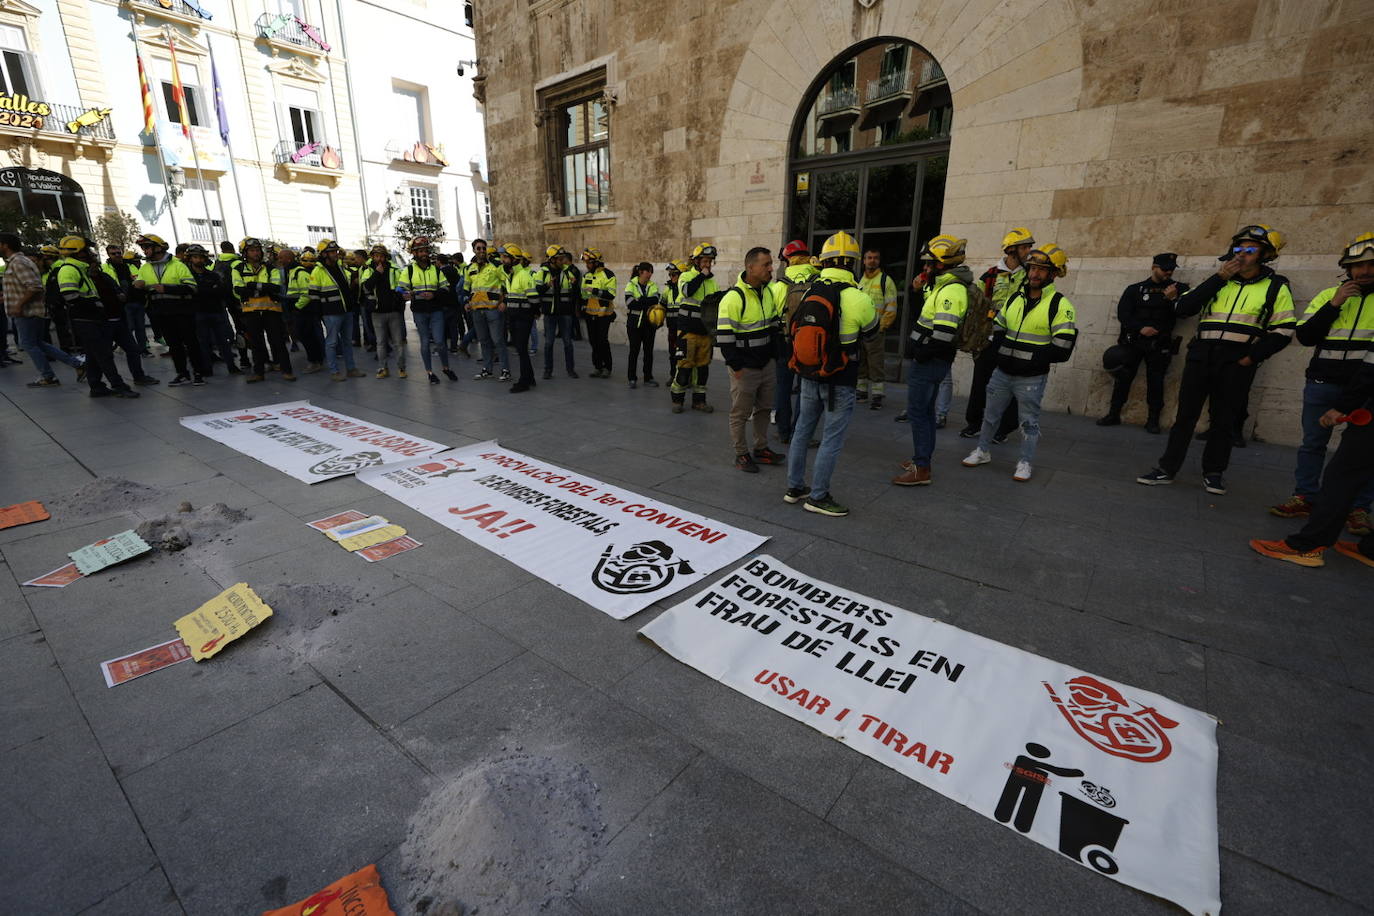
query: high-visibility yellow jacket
[
  {"left": 55, "top": 256, "right": 102, "bottom": 321},
  {"left": 464, "top": 260, "right": 505, "bottom": 309},
  {"left": 909, "top": 270, "right": 969, "bottom": 363},
  {"left": 859, "top": 269, "right": 899, "bottom": 331},
  {"left": 623, "top": 278, "right": 661, "bottom": 326},
  {"left": 717, "top": 273, "right": 778, "bottom": 370},
  {"left": 307, "top": 262, "right": 358, "bottom": 315},
  {"left": 231, "top": 260, "right": 281, "bottom": 312},
  {"left": 504, "top": 264, "right": 538, "bottom": 313},
  {"left": 1297, "top": 284, "right": 1374, "bottom": 382},
  {"left": 582, "top": 268, "right": 616, "bottom": 318},
  {"left": 995, "top": 282, "right": 1077, "bottom": 376},
  {"left": 136, "top": 256, "right": 196, "bottom": 314},
  {"left": 1176, "top": 267, "right": 1296, "bottom": 364},
  {"left": 399, "top": 262, "right": 445, "bottom": 313},
  {"left": 676, "top": 267, "right": 718, "bottom": 335}
]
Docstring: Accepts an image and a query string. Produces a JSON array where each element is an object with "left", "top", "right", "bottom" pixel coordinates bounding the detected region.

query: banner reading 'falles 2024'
[
  {"left": 356, "top": 441, "right": 768, "bottom": 619},
  {"left": 641, "top": 556, "right": 1221, "bottom": 915}
]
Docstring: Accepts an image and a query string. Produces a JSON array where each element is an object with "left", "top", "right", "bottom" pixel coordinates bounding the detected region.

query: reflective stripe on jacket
[
  {"left": 1298, "top": 285, "right": 1374, "bottom": 382},
  {"left": 909, "top": 271, "right": 969, "bottom": 362},
  {"left": 995, "top": 282, "right": 1077, "bottom": 376}
]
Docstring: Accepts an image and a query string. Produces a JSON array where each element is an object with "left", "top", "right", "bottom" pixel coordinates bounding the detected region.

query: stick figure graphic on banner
[
  {"left": 996, "top": 742, "right": 1083, "bottom": 833},
  {"left": 592, "top": 540, "right": 695, "bottom": 595}
]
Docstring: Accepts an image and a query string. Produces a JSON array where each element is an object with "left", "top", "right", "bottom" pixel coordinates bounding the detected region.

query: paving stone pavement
[{"left": 1, "top": 339, "right": 1369, "bottom": 915}]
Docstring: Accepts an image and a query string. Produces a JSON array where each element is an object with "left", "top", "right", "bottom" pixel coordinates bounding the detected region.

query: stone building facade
[
  {"left": 0, "top": 0, "right": 486, "bottom": 256},
  {"left": 473, "top": 0, "right": 1374, "bottom": 445}
]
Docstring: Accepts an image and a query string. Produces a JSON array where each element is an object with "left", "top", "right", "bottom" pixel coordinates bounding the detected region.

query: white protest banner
[
  {"left": 356, "top": 441, "right": 768, "bottom": 618},
  {"left": 640, "top": 555, "right": 1220, "bottom": 915},
  {"left": 179, "top": 401, "right": 449, "bottom": 483}
]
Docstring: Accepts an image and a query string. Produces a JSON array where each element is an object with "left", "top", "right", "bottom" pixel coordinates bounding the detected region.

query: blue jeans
[
  {"left": 1296, "top": 380, "right": 1374, "bottom": 508},
  {"left": 16, "top": 316, "right": 80, "bottom": 379},
  {"left": 977, "top": 368, "right": 1047, "bottom": 463},
  {"left": 906, "top": 359, "right": 951, "bottom": 467},
  {"left": 323, "top": 314, "right": 356, "bottom": 372},
  {"left": 413, "top": 310, "right": 449, "bottom": 372},
  {"left": 774, "top": 359, "right": 797, "bottom": 439},
  {"left": 196, "top": 311, "right": 237, "bottom": 369},
  {"left": 787, "top": 380, "right": 858, "bottom": 500},
  {"left": 471, "top": 308, "right": 508, "bottom": 372},
  {"left": 125, "top": 302, "right": 148, "bottom": 351},
  {"left": 936, "top": 364, "right": 953, "bottom": 418},
  {"left": 529, "top": 320, "right": 540, "bottom": 352},
  {"left": 543, "top": 314, "right": 575, "bottom": 374}
]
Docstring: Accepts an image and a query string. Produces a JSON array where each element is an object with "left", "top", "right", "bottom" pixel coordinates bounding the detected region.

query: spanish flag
[
  {"left": 167, "top": 36, "right": 191, "bottom": 138},
  {"left": 136, "top": 53, "right": 156, "bottom": 136}
]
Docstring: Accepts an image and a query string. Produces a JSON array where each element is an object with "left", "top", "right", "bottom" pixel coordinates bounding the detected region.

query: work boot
[
  {"left": 1145, "top": 413, "right": 1161, "bottom": 434},
  {"left": 892, "top": 464, "right": 931, "bottom": 487},
  {"left": 692, "top": 401, "right": 714, "bottom": 413},
  {"left": 347, "top": 368, "right": 366, "bottom": 378},
  {"left": 735, "top": 453, "right": 759, "bottom": 474},
  {"left": 855, "top": 389, "right": 868, "bottom": 401},
  {"left": 1096, "top": 411, "right": 1121, "bottom": 426},
  {"left": 671, "top": 400, "right": 685, "bottom": 414},
  {"left": 869, "top": 395, "right": 883, "bottom": 410}
]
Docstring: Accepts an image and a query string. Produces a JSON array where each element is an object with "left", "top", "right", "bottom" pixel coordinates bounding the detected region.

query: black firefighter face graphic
[
  {"left": 591, "top": 540, "right": 694, "bottom": 595},
  {"left": 309, "top": 450, "right": 384, "bottom": 476}
]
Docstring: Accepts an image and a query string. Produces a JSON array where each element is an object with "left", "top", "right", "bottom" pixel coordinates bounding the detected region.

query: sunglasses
[{"left": 1231, "top": 245, "right": 1261, "bottom": 255}]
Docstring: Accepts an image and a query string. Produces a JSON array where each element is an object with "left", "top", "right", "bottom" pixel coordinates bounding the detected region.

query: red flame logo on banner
[{"left": 1043, "top": 676, "right": 1179, "bottom": 763}]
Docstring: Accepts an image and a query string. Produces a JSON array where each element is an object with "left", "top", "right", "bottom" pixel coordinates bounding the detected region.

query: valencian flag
[
  {"left": 136, "top": 53, "right": 156, "bottom": 135},
  {"left": 167, "top": 36, "right": 192, "bottom": 139},
  {"left": 210, "top": 51, "right": 229, "bottom": 146}
]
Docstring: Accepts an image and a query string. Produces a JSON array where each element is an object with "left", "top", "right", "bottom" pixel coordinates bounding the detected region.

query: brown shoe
[
  {"left": 281, "top": 373, "right": 296, "bottom": 381},
  {"left": 331, "top": 372, "right": 346, "bottom": 382},
  {"left": 691, "top": 402, "right": 714, "bottom": 413},
  {"left": 347, "top": 368, "right": 366, "bottom": 378},
  {"left": 892, "top": 465, "right": 932, "bottom": 487},
  {"left": 245, "top": 374, "right": 265, "bottom": 383}
]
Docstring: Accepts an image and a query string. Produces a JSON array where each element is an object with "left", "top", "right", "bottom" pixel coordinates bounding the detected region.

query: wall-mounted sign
[
  {"left": 0, "top": 92, "right": 51, "bottom": 130},
  {"left": 157, "top": 122, "right": 230, "bottom": 171}
]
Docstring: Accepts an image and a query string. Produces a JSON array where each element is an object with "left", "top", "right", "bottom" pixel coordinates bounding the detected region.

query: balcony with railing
[
  {"left": 273, "top": 139, "right": 343, "bottom": 185},
  {"left": 255, "top": 12, "right": 331, "bottom": 58},
  {"left": 867, "top": 69, "right": 911, "bottom": 105},
  {"left": 122, "top": 0, "right": 212, "bottom": 34},
  {"left": 817, "top": 86, "right": 859, "bottom": 118},
  {"left": 0, "top": 100, "right": 117, "bottom": 156},
  {"left": 918, "top": 59, "right": 947, "bottom": 88}
]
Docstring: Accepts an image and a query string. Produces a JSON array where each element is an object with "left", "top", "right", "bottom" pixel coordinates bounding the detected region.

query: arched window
[{"left": 787, "top": 39, "right": 952, "bottom": 372}]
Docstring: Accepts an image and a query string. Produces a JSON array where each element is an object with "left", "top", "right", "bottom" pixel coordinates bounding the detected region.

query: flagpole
[
  {"left": 210, "top": 45, "right": 250, "bottom": 239},
  {"left": 166, "top": 27, "right": 215, "bottom": 245},
  {"left": 130, "top": 26, "right": 180, "bottom": 245}
]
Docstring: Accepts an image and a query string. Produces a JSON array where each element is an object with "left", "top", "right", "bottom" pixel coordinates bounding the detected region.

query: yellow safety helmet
[
  {"left": 58, "top": 235, "right": 87, "bottom": 256},
  {"left": 1001, "top": 227, "right": 1035, "bottom": 252},
  {"left": 368, "top": 243, "right": 390, "bottom": 256},
  {"left": 239, "top": 236, "right": 263, "bottom": 254},
  {"left": 38, "top": 244, "right": 60, "bottom": 257},
  {"left": 647, "top": 304, "right": 666, "bottom": 327},
  {"left": 316, "top": 238, "right": 340, "bottom": 253},
  {"left": 500, "top": 243, "right": 524, "bottom": 259},
  {"left": 122, "top": 251, "right": 139, "bottom": 262},
  {"left": 136, "top": 234, "right": 168, "bottom": 250},
  {"left": 1024, "top": 242, "right": 1069, "bottom": 278},
  {"left": 298, "top": 249, "right": 318, "bottom": 265},
  {"left": 667, "top": 259, "right": 688, "bottom": 274},
  {"left": 546, "top": 244, "right": 566, "bottom": 259},
  {"left": 818, "top": 231, "right": 860, "bottom": 263},
  {"left": 1339, "top": 231, "right": 1374, "bottom": 267},
  {"left": 690, "top": 243, "right": 717, "bottom": 261},
  {"left": 919, "top": 234, "right": 967, "bottom": 267},
  {"left": 581, "top": 246, "right": 603, "bottom": 262},
  {"left": 1230, "top": 224, "right": 1283, "bottom": 262}
]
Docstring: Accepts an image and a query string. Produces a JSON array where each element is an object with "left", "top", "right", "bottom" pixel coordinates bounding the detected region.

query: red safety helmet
[{"left": 779, "top": 239, "right": 809, "bottom": 260}]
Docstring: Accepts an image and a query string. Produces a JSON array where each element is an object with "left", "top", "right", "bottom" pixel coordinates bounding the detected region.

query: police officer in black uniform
[{"left": 1098, "top": 253, "right": 1188, "bottom": 434}]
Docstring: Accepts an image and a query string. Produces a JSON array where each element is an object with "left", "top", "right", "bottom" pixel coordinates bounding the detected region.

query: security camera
[{"left": 457, "top": 65, "right": 464, "bottom": 76}]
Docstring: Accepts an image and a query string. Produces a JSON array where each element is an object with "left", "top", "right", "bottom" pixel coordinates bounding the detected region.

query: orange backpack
[{"left": 788, "top": 281, "right": 850, "bottom": 380}]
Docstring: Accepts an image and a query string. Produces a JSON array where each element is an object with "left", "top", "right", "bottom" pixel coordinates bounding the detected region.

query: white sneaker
[
  {"left": 961, "top": 448, "right": 991, "bottom": 467},
  {"left": 1013, "top": 460, "right": 1033, "bottom": 482}
]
